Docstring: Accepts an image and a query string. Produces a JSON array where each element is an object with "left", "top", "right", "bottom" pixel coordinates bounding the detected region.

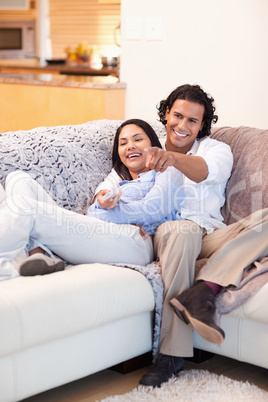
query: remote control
[{"left": 102, "top": 189, "right": 118, "bottom": 201}]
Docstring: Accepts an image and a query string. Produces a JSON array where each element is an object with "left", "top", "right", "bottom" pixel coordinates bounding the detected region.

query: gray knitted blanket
[
  {"left": 0, "top": 120, "right": 118, "bottom": 214},
  {"left": 113, "top": 261, "right": 163, "bottom": 357}
]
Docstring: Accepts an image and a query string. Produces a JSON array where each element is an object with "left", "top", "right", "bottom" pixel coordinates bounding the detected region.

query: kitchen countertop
[
  {"left": 0, "top": 58, "right": 119, "bottom": 77},
  {"left": 0, "top": 72, "right": 126, "bottom": 89}
]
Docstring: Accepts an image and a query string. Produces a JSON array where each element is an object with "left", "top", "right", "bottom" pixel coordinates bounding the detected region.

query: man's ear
[
  {"left": 197, "top": 121, "right": 205, "bottom": 138},
  {"left": 165, "top": 107, "right": 170, "bottom": 120}
]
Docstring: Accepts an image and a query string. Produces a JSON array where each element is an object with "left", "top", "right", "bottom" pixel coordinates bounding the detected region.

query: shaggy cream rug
[{"left": 101, "top": 369, "right": 268, "bottom": 401}]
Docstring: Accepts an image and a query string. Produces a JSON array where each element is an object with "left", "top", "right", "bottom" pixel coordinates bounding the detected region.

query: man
[
  {"left": 96, "top": 84, "right": 268, "bottom": 387},
  {"left": 138, "top": 84, "right": 233, "bottom": 385}
]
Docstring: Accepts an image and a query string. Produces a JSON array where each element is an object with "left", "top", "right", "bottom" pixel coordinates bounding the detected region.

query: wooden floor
[{"left": 23, "top": 353, "right": 268, "bottom": 402}]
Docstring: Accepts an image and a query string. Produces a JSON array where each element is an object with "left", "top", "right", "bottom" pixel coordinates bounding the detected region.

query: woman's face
[{"left": 118, "top": 124, "right": 152, "bottom": 179}]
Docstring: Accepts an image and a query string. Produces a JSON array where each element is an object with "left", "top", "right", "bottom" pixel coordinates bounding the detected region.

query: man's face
[{"left": 165, "top": 99, "right": 205, "bottom": 154}]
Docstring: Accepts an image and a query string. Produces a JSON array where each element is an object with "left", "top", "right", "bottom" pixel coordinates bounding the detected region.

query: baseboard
[
  {"left": 185, "top": 348, "right": 214, "bottom": 364},
  {"left": 110, "top": 351, "right": 153, "bottom": 374},
  {"left": 110, "top": 348, "right": 214, "bottom": 374}
]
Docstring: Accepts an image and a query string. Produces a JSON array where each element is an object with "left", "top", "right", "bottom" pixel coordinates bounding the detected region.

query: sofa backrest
[{"left": 211, "top": 126, "right": 268, "bottom": 225}]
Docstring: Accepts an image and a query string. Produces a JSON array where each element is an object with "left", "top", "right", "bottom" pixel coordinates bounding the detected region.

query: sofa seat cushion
[{"left": 0, "top": 264, "right": 155, "bottom": 358}]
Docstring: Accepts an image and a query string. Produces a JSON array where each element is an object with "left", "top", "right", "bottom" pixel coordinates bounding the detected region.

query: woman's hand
[{"left": 97, "top": 189, "right": 122, "bottom": 210}]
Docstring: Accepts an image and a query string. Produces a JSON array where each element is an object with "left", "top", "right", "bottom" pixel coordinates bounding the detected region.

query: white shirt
[{"left": 94, "top": 136, "right": 233, "bottom": 234}]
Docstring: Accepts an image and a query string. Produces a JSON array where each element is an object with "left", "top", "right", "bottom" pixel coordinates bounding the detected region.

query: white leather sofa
[
  {"left": 1, "top": 263, "right": 155, "bottom": 402},
  {"left": 0, "top": 120, "right": 267, "bottom": 401}
]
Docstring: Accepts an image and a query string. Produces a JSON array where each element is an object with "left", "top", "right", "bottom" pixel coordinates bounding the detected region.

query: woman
[
  {"left": 87, "top": 119, "right": 184, "bottom": 235},
  {"left": 0, "top": 119, "right": 183, "bottom": 281}
]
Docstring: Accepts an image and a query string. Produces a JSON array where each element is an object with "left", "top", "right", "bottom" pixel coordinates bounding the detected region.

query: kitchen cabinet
[{"left": 0, "top": 73, "right": 125, "bottom": 132}]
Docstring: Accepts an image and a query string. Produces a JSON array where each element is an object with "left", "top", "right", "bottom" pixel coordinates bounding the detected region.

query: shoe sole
[
  {"left": 169, "top": 298, "right": 224, "bottom": 345},
  {"left": 20, "top": 259, "right": 65, "bottom": 276}
]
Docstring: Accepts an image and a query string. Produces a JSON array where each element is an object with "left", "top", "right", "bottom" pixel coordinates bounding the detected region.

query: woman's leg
[
  {"left": 0, "top": 196, "right": 33, "bottom": 280},
  {"left": 4, "top": 194, "right": 153, "bottom": 268},
  {"left": 5, "top": 170, "right": 60, "bottom": 260},
  {"left": 4, "top": 172, "right": 63, "bottom": 277},
  {"left": 0, "top": 200, "right": 63, "bottom": 279},
  {"left": 5, "top": 171, "right": 56, "bottom": 205}
]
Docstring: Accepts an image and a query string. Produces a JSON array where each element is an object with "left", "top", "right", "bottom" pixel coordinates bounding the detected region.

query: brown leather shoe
[
  {"left": 169, "top": 282, "right": 225, "bottom": 344},
  {"left": 139, "top": 353, "right": 183, "bottom": 387}
]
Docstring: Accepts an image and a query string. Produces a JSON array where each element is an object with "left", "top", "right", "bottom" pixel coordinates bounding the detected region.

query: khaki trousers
[{"left": 154, "top": 208, "right": 268, "bottom": 357}]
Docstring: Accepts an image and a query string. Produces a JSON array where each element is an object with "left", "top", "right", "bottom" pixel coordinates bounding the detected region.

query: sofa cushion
[{"left": 0, "top": 264, "right": 155, "bottom": 357}]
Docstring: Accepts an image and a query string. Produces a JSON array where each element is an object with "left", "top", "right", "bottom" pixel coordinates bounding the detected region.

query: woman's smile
[{"left": 127, "top": 152, "right": 142, "bottom": 159}]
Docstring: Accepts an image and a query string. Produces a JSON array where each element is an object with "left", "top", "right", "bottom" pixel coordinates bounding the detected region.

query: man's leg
[
  {"left": 139, "top": 220, "right": 203, "bottom": 386},
  {"left": 156, "top": 220, "right": 203, "bottom": 356},
  {"left": 198, "top": 208, "right": 268, "bottom": 286},
  {"left": 169, "top": 208, "right": 268, "bottom": 348}
]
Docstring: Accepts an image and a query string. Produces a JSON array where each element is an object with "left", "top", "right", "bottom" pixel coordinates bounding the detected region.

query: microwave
[{"left": 0, "top": 20, "right": 35, "bottom": 59}]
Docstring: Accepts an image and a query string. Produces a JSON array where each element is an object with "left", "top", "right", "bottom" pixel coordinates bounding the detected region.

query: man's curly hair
[{"left": 157, "top": 84, "right": 218, "bottom": 138}]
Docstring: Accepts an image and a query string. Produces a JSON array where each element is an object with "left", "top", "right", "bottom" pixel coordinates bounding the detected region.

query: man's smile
[{"left": 173, "top": 129, "right": 188, "bottom": 138}]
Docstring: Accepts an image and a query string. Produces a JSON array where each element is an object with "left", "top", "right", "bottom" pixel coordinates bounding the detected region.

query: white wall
[{"left": 120, "top": 0, "right": 268, "bottom": 129}]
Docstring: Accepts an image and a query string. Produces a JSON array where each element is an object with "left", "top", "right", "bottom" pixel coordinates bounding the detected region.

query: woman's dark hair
[
  {"left": 157, "top": 84, "right": 218, "bottom": 139},
  {"left": 112, "top": 118, "right": 162, "bottom": 180}
]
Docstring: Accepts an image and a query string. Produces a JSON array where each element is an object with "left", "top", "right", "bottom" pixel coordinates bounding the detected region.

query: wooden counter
[{"left": 0, "top": 72, "right": 125, "bottom": 133}]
